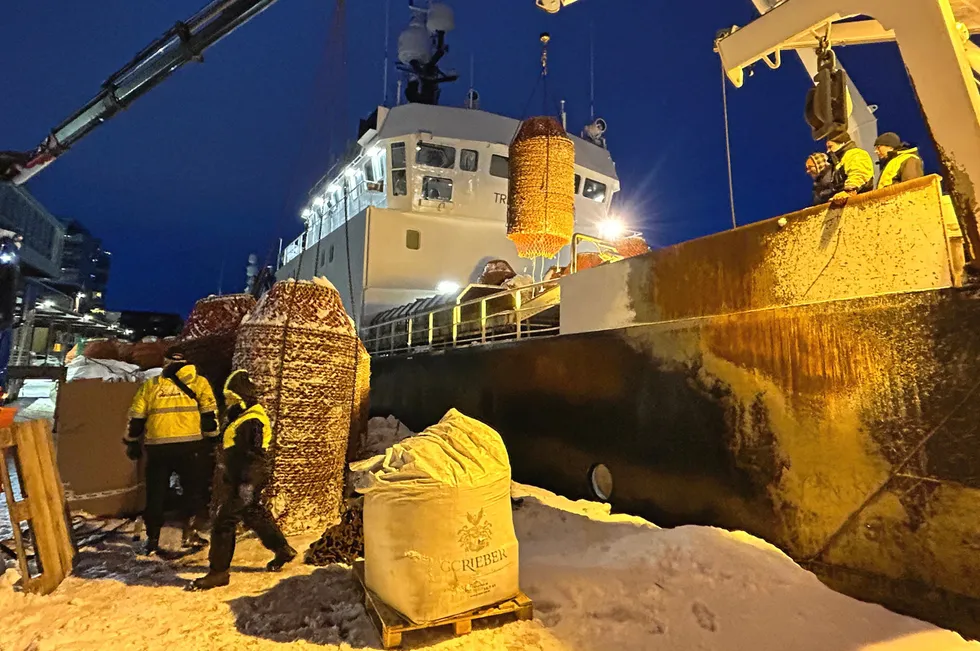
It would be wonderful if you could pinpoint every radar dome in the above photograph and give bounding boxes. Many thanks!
[398,25,432,65]
[427,3,455,33]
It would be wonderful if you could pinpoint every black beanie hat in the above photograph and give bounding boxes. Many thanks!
[874,132,902,148]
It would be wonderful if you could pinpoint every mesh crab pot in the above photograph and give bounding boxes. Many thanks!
[233,279,362,535]
[507,116,576,259]
[181,294,257,414]
[347,341,371,464]
[614,235,650,259]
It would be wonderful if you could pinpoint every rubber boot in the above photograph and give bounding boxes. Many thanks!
[137,538,160,557]
[189,571,230,591]
[266,545,297,572]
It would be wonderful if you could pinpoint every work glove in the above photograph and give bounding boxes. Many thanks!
[238,483,256,505]
[830,190,854,206]
[124,440,142,461]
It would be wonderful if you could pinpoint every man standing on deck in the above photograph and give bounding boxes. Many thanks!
[874,132,924,189]
[806,152,839,206]
[825,132,874,206]
[191,369,295,590]
[124,348,219,555]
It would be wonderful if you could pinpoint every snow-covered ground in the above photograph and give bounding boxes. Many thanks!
[0,480,976,650]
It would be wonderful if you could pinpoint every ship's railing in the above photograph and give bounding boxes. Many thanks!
[360,279,562,357]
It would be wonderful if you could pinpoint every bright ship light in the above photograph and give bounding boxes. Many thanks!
[436,280,460,295]
[596,218,626,241]
[301,208,313,220]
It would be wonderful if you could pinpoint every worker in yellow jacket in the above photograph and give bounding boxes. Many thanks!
[124,348,219,555]
[826,131,875,205]
[874,132,924,189]
[191,369,294,590]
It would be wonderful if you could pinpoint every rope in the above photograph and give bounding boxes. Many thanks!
[807,374,980,562]
[721,63,737,229]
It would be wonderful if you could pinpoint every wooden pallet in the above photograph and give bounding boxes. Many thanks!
[0,419,75,594]
[353,560,533,649]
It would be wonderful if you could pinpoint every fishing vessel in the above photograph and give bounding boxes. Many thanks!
[276,0,980,636]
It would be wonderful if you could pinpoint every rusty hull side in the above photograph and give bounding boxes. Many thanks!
[372,178,980,633]
[372,288,980,634]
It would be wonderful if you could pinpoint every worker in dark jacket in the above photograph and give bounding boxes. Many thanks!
[191,369,295,590]
[125,349,219,555]
[825,131,874,205]
[874,132,924,189]
[806,152,839,206]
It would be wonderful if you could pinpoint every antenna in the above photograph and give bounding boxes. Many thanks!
[589,22,595,121]
[382,0,391,105]
[469,53,475,90]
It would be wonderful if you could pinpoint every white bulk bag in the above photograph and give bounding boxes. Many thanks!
[352,409,519,623]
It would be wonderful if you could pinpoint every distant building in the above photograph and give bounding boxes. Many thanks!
[49,218,112,311]
[117,310,184,341]
[0,183,64,280]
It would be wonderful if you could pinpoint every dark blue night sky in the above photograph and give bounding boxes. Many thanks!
[1,0,931,316]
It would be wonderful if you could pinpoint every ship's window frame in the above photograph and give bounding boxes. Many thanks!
[390,142,407,197]
[460,149,479,172]
[329,245,335,264]
[583,178,607,203]
[421,175,454,202]
[416,143,456,169]
[406,229,421,250]
[574,173,582,194]
[489,154,509,179]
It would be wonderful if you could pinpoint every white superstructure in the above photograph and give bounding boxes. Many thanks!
[277,102,620,324]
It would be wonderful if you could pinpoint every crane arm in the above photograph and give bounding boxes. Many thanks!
[3,0,282,185]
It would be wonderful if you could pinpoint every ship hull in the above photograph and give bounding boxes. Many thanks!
[371,286,980,634]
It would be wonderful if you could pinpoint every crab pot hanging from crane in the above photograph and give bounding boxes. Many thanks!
[507,116,576,259]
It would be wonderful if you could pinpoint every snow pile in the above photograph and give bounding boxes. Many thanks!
[359,415,415,459]
[0,485,976,650]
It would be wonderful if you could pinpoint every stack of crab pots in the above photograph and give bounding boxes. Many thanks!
[233,278,363,535]
[181,293,257,414]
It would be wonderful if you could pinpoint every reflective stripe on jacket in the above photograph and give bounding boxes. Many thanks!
[834,144,875,193]
[877,148,923,188]
[223,404,273,450]
[128,364,217,445]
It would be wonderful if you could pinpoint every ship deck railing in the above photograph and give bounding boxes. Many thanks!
[360,279,561,357]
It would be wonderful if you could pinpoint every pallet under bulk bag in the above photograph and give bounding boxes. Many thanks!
[353,409,519,624]
[234,278,361,535]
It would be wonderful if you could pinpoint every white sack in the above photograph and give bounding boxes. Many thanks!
[352,409,519,623]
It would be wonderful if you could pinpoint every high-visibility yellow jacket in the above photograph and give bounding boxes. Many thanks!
[223,404,272,450]
[877,147,923,189]
[834,144,875,194]
[127,364,218,445]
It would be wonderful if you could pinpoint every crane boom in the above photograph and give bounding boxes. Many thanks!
[2,0,282,185]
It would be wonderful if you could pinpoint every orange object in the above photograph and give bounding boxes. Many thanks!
[614,235,651,258]
[0,407,18,428]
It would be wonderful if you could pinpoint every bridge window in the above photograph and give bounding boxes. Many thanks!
[390,142,407,196]
[417,143,456,169]
[489,155,509,179]
[460,149,479,172]
[583,178,607,203]
[422,176,453,202]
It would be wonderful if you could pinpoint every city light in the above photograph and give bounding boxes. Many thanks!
[596,218,626,241]
[436,280,460,295]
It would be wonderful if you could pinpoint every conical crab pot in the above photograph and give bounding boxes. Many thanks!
[507,116,576,259]
[233,278,362,535]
